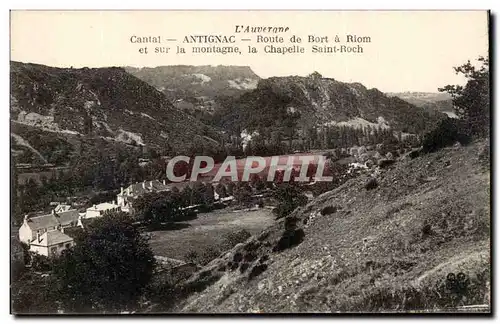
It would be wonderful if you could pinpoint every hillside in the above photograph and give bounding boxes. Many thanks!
[125,65,260,114]
[387,92,456,118]
[10,61,222,165]
[174,140,490,312]
[215,75,446,137]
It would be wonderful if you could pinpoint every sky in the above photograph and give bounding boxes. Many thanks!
[10,10,489,92]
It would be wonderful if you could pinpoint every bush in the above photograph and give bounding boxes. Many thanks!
[321,205,338,216]
[31,253,53,272]
[273,184,308,219]
[422,118,471,154]
[198,246,221,266]
[222,229,252,249]
[184,250,199,264]
[365,178,378,190]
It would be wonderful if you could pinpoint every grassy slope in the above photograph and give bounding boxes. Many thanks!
[179,140,490,313]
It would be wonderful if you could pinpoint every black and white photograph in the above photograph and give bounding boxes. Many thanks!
[8,10,491,314]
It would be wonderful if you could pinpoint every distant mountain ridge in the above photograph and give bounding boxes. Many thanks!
[125,65,261,113]
[387,92,456,118]
[214,74,446,136]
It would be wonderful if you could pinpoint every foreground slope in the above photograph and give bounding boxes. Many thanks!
[178,141,490,312]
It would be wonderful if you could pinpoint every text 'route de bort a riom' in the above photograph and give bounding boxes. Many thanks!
[129,25,371,55]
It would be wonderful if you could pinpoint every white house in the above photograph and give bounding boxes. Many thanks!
[29,230,74,258]
[18,209,80,245]
[85,202,121,219]
[19,213,59,245]
[117,180,170,213]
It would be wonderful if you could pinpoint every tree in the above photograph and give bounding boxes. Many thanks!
[439,56,489,137]
[133,192,184,225]
[52,212,155,313]
[308,71,323,79]
[273,183,308,219]
[234,182,253,206]
[215,183,228,198]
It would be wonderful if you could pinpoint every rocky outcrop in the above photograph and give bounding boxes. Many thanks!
[217,75,446,136]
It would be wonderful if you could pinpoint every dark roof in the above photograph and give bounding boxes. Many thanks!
[25,209,80,230]
[26,214,59,230]
[55,210,80,226]
[122,180,170,197]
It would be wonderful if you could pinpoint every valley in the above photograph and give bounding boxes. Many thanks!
[10,59,490,315]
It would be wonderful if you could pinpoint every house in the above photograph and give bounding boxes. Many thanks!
[19,213,59,244]
[117,180,170,212]
[29,230,74,258]
[54,204,72,213]
[85,202,121,218]
[18,209,80,244]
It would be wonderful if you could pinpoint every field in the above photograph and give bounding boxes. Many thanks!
[148,208,275,261]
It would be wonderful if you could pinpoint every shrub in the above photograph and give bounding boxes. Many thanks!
[422,118,471,154]
[30,253,52,272]
[273,228,305,252]
[198,246,221,266]
[248,263,268,281]
[365,178,378,190]
[222,229,252,249]
[321,205,338,216]
[52,212,155,313]
[273,184,308,219]
[184,250,199,264]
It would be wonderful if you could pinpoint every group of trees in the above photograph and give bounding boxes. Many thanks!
[273,183,308,219]
[237,124,409,159]
[11,145,171,224]
[12,213,156,314]
[422,56,490,152]
[439,56,489,138]
[132,183,215,226]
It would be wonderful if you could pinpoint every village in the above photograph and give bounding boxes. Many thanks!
[13,141,406,263]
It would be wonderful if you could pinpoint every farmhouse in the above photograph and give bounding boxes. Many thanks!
[117,180,170,212]
[85,202,122,219]
[18,209,79,244]
[29,230,74,258]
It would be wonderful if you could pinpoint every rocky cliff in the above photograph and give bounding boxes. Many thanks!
[215,75,446,136]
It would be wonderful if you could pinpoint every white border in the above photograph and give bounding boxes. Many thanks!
[2,1,497,323]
